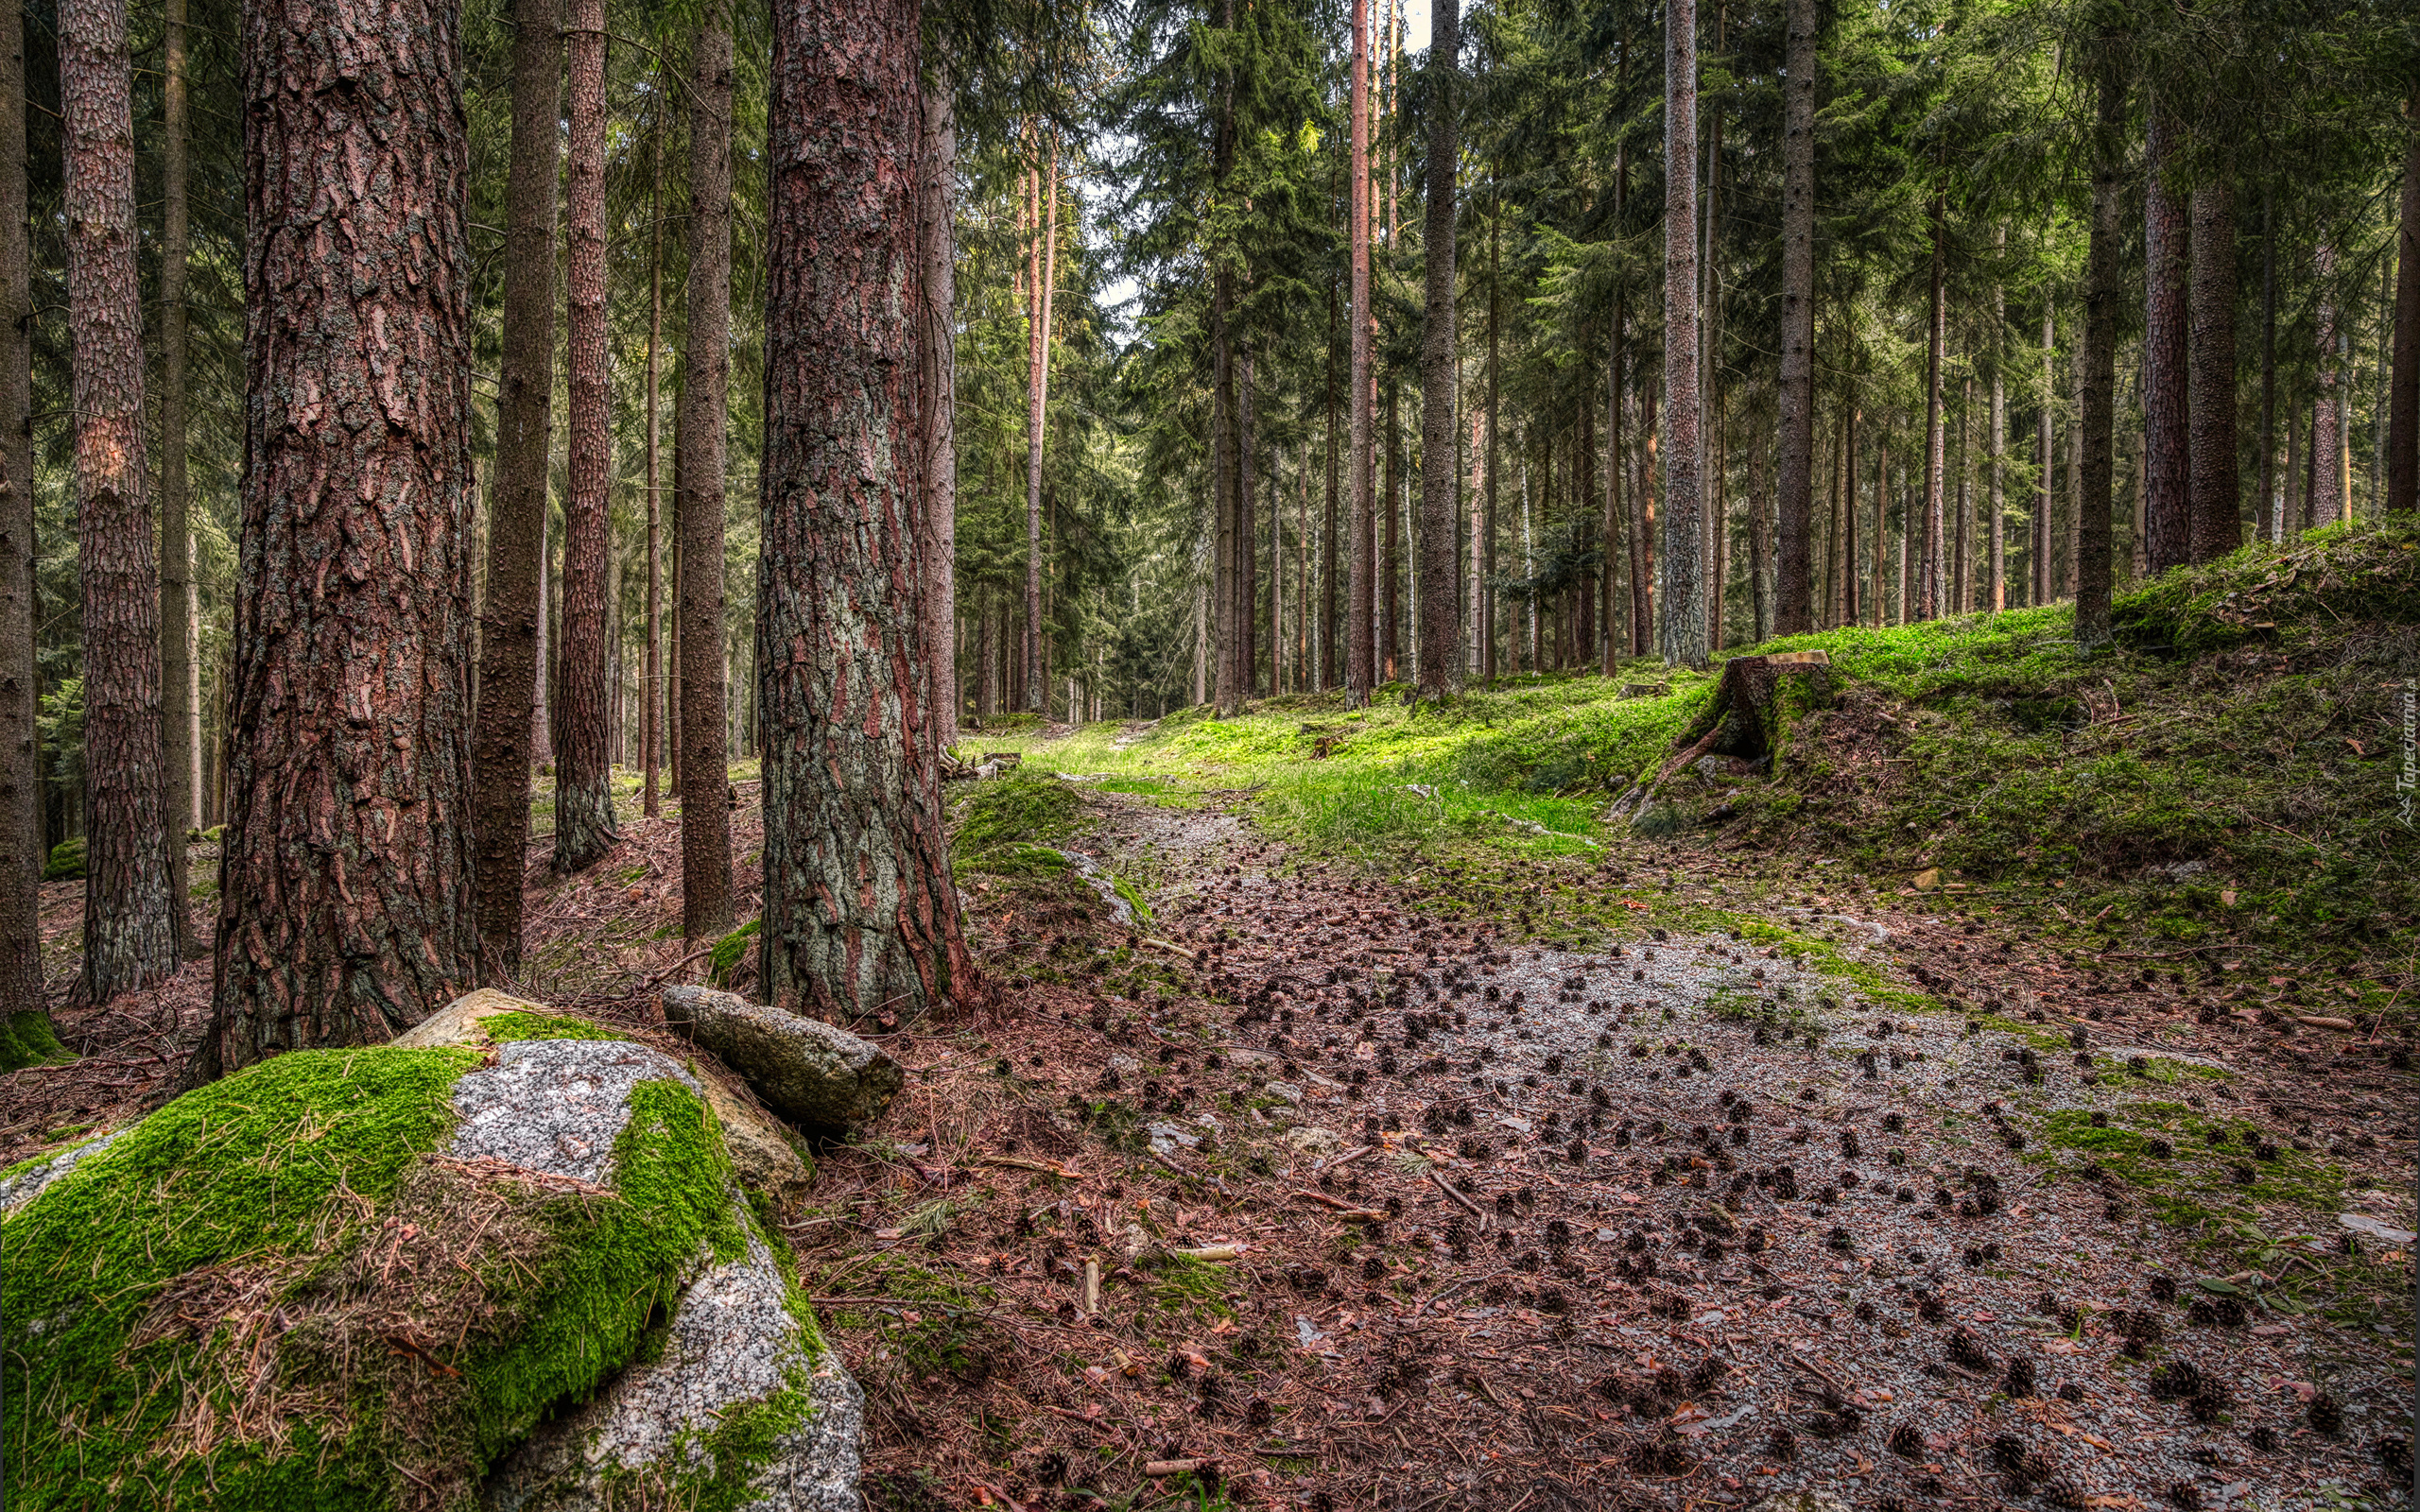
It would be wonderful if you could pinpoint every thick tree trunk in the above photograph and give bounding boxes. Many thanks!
[1323,280,1339,692]
[918,77,959,744]
[1485,192,1501,680]
[2076,40,2125,646]
[1211,266,1236,714]
[160,0,197,952]
[2389,98,2419,514]
[63,0,177,1005]
[0,0,52,1045]
[1348,0,1375,704]
[2188,179,2240,558]
[1920,192,1946,621]
[1026,140,1058,713]
[643,91,666,817]
[2309,245,2343,524]
[677,0,734,944]
[1382,381,1398,681]
[554,0,617,872]
[201,0,475,1074]
[1660,0,1704,666]
[1773,0,1815,637]
[759,0,972,1020]
[471,0,560,980]
[1990,252,2006,610]
[2141,95,2192,575]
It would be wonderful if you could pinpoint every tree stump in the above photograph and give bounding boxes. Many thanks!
[1605,651,1833,825]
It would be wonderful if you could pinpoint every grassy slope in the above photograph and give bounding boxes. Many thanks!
[973,518,2417,993]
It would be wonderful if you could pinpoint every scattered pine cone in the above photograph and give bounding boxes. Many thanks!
[2148,1361,2204,1400]
[2147,1275,2178,1302]
[1889,1420,1927,1458]
[2308,1393,2343,1437]
[2002,1356,2038,1399]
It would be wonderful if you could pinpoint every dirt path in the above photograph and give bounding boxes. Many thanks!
[825,782,2412,1510]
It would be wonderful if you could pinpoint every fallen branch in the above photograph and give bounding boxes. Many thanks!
[975,1155,1080,1178]
[1428,1169,1489,1224]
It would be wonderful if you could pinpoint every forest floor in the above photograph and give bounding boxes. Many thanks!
[4,523,2414,1512]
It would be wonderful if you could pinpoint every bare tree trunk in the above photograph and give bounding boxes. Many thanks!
[2188,178,2240,558]
[1774,0,1816,636]
[1026,137,1059,713]
[553,0,618,871]
[0,0,54,1049]
[2389,97,2419,514]
[159,0,197,953]
[1840,397,1857,627]
[1954,369,1972,612]
[2037,307,2054,604]
[62,0,177,1005]
[919,77,959,746]
[1382,381,1398,681]
[201,0,475,1072]
[1486,186,1501,681]
[1323,278,1339,691]
[2076,37,2125,646]
[1211,262,1236,713]
[2140,94,2191,575]
[1989,244,2006,610]
[642,85,666,817]
[758,0,971,1020]
[1872,442,1889,626]
[1746,413,1769,640]
[1602,303,1624,673]
[1921,191,1946,621]
[1350,0,1376,704]
[1660,0,1704,666]
[677,0,734,944]
[2310,244,2343,523]
[471,0,560,979]
[1635,387,1658,654]
[1242,349,1260,697]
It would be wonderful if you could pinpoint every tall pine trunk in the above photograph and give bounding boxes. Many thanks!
[1660,0,1704,666]
[2309,245,2343,523]
[0,0,54,1052]
[759,0,971,1019]
[1989,247,2006,610]
[919,77,959,745]
[1920,191,1946,621]
[2141,94,2190,575]
[642,89,665,817]
[1322,278,1339,692]
[201,0,475,1074]
[1242,350,1260,696]
[553,0,617,871]
[472,0,560,979]
[1485,187,1502,679]
[2037,308,2054,604]
[160,0,197,950]
[2389,97,2418,514]
[1348,0,1375,703]
[677,0,734,944]
[1381,381,1397,681]
[1773,0,1815,636]
[2076,36,2125,646]
[62,0,177,1005]
[1026,140,1058,713]
[2188,179,2240,558]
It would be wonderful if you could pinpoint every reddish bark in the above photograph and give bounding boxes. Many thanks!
[2141,95,2191,575]
[1348,0,1374,703]
[2390,100,2419,515]
[62,0,178,1005]
[1660,0,1704,665]
[0,0,47,1032]
[759,0,972,1019]
[677,1,734,943]
[201,0,477,1074]
[2187,180,2240,560]
[1774,0,1816,637]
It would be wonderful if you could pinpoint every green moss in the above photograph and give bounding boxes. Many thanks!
[0,1008,72,1072]
[2031,1106,2345,1223]
[41,836,84,881]
[710,919,761,986]
[477,1011,635,1044]
[1,1042,748,1512]
[951,771,1088,857]
[954,840,1073,879]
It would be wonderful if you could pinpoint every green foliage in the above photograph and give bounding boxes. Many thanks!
[710,919,761,987]
[41,836,84,882]
[0,1011,74,1073]
[477,1011,635,1043]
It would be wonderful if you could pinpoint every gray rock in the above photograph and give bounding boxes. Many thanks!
[452,1039,696,1186]
[0,1128,125,1215]
[1283,1125,1340,1158]
[483,1200,863,1512]
[663,985,904,1131]
[1146,1121,1202,1155]
[1263,1081,1305,1107]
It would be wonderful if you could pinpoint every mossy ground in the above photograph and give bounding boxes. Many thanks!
[0,1040,761,1512]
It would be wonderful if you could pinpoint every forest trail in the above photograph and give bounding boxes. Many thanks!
[7,776,2411,1511]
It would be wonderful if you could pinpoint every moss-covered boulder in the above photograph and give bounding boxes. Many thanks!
[0,1002,860,1512]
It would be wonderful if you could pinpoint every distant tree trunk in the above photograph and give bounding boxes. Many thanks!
[201,0,475,1074]
[159,0,197,952]
[1602,304,1624,673]
[471,0,560,980]
[1920,191,1946,621]
[1954,370,1972,612]
[2076,36,2125,646]
[1211,262,1236,713]
[0,0,53,1047]
[552,0,618,871]
[1242,349,1260,696]
[677,0,734,944]
[2140,94,2190,575]
[1840,398,1856,627]
[918,76,959,745]
[1486,188,1502,680]
[2037,307,2054,604]
[2389,98,2418,514]
[1349,0,1375,704]
[1746,413,1769,640]
[758,0,972,1020]
[2188,178,2239,558]
[1323,279,1339,691]
[1634,387,1658,653]
[1026,137,1059,713]
[62,0,177,1005]
[1989,247,2006,610]
[1871,442,1889,626]
[1382,380,1398,681]
[2309,244,2343,524]
[1773,0,1815,637]
[642,89,666,817]
[1659,0,1704,666]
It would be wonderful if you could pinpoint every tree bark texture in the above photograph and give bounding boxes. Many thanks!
[471,0,560,980]
[1920,192,1946,621]
[1348,0,1375,703]
[1989,257,2006,610]
[1773,0,1815,637]
[203,0,476,1074]
[1323,281,1339,692]
[2037,308,2054,605]
[1244,352,1262,696]
[1025,141,1058,713]
[2309,245,2343,524]
[161,0,198,948]
[0,0,48,1034]
[1381,381,1397,681]
[553,0,617,872]
[642,89,665,816]
[1659,0,1704,667]
[677,1,734,944]
[2389,99,2418,514]
[758,0,972,1021]
[2187,179,2239,559]
[2076,39,2124,646]
[63,0,178,1005]
[2141,94,2190,576]
[918,77,959,743]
